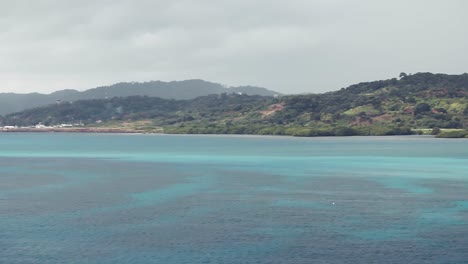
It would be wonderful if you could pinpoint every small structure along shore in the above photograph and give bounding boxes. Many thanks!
[0,127,145,133]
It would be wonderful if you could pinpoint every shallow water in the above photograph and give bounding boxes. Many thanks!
[1,134,467,263]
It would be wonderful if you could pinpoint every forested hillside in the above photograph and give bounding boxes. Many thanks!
[2,73,467,137]
[0,79,279,115]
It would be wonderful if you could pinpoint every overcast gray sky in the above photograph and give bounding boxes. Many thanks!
[1,0,467,94]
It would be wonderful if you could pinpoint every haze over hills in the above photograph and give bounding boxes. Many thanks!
[2,72,467,137]
[0,79,280,115]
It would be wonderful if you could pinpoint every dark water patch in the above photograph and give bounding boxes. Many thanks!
[1,135,468,263]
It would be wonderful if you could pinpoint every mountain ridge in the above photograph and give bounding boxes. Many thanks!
[0,79,280,115]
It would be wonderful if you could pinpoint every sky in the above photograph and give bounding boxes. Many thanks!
[1,0,467,94]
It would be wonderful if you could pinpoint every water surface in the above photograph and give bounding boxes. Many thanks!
[1,134,467,263]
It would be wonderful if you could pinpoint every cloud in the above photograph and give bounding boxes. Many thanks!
[0,0,467,94]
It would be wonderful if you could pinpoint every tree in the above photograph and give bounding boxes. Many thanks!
[431,127,441,135]
[399,72,408,79]
[334,127,357,136]
[406,97,416,104]
[414,103,431,115]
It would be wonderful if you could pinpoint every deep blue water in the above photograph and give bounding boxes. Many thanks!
[1,133,467,264]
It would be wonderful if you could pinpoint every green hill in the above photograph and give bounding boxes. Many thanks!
[0,79,279,115]
[2,73,467,137]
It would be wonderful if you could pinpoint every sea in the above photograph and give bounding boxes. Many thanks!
[1,133,467,264]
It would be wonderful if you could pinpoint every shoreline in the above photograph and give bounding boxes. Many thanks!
[0,128,425,137]
[0,127,145,133]
[1,127,466,139]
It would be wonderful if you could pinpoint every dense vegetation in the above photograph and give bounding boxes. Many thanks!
[0,79,279,115]
[436,130,468,138]
[1,73,467,137]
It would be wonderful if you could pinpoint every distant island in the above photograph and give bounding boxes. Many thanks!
[1,73,467,138]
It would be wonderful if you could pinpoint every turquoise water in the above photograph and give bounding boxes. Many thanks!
[1,133,467,263]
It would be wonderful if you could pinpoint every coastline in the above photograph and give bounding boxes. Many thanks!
[0,127,145,133]
[1,127,467,139]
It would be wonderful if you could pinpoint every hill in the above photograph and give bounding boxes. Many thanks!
[1,73,467,137]
[0,80,279,115]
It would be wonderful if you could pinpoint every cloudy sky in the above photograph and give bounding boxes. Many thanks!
[1,0,467,94]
